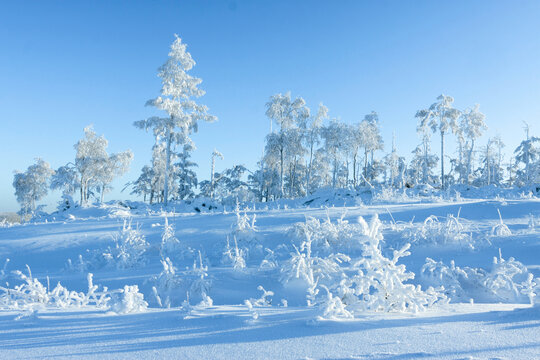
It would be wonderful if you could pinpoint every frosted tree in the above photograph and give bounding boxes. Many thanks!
[176,144,198,200]
[310,149,333,189]
[416,95,461,189]
[129,165,154,203]
[134,35,216,206]
[201,165,250,203]
[459,104,487,184]
[304,103,328,193]
[95,151,133,203]
[50,164,80,211]
[284,127,307,197]
[265,92,309,197]
[321,120,348,188]
[74,126,108,204]
[50,164,79,197]
[489,136,505,185]
[358,112,384,184]
[13,158,54,218]
[346,122,366,187]
[411,127,439,185]
[74,126,133,204]
[513,123,540,186]
[151,142,179,203]
[383,135,406,187]
[209,149,224,199]
[477,138,497,186]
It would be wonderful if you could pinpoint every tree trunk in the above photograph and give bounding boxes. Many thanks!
[352,152,357,186]
[364,149,368,185]
[306,141,314,194]
[440,131,445,189]
[279,142,284,198]
[466,140,475,185]
[163,127,171,206]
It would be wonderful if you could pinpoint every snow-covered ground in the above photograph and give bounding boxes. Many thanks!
[1,195,539,359]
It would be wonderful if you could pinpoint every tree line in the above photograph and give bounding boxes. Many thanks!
[13,35,540,216]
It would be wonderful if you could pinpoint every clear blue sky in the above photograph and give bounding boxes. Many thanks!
[1,0,539,212]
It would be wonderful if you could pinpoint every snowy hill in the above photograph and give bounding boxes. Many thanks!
[1,197,539,359]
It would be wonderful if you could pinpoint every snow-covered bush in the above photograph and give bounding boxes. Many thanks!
[110,285,148,314]
[484,251,531,302]
[187,251,212,306]
[421,258,485,301]
[283,213,445,315]
[318,284,353,320]
[288,213,363,255]
[490,209,512,236]
[335,215,447,314]
[372,187,411,204]
[0,218,15,228]
[150,257,182,308]
[223,236,247,271]
[243,286,274,321]
[258,248,278,271]
[103,220,149,269]
[0,267,110,310]
[407,212,475,248]
[160,217,181,258]
[246,285,274,308]
[280,230,349,295]
[229,205,262,259]
[421,251,536,303]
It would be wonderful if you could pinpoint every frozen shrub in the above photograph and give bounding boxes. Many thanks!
[258,248,278,271]
[248,285,274,307]
[243,286,274,321]
[421,250,535,303]
[407,211,475,248]
[421,258,484,301]
[520,274,539,305]
[150,257,182,308]
[103,220,149,269]
[0,265,49,308]
[338,215,447,314]
[484,250,530,302]
[0,267,110,310]
[490,209,512,236]
[228,205,262,260]
[0,219,15,228]
[372,187,410,204]
[187,251,212,305]
[110,285,148,314]
[288,213,363,255]
[306,214,447,319]
[280,230,349,292]
[318,285,353,320]
[284,213,446,314]
[223,236,247,271]
[160,217,182,259]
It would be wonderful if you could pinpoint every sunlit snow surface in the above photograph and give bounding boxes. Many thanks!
[1,196,539,359]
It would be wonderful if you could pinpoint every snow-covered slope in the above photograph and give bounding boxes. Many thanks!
[1,198,539,359]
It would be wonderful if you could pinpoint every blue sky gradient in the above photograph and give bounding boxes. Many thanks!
[1,0,539,212]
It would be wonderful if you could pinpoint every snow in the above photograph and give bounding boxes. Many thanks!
[1,194,540,359]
